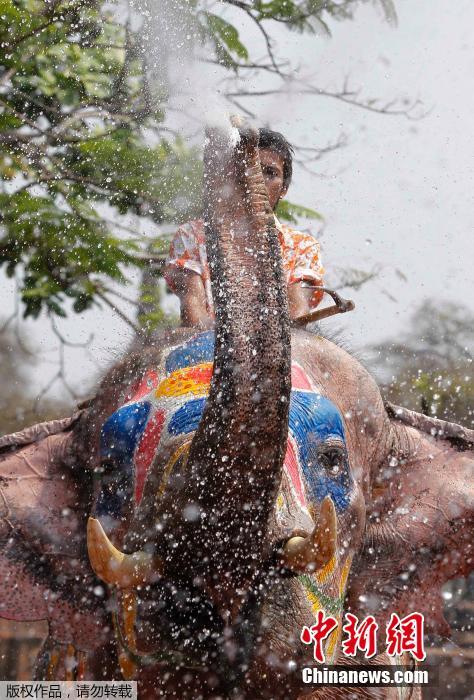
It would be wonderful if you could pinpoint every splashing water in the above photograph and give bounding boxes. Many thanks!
[131,0,241,140]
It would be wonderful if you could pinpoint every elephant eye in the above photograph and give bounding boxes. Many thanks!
[318,445,345,476]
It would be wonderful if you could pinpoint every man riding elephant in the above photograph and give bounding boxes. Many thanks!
[164,127,325,327]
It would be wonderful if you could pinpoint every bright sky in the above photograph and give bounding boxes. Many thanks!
[1,0,473,400]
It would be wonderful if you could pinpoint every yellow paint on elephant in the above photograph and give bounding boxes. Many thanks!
[339,554,353,596]
[112,617,135,680]
[155,363,213,400]
[157,440,192,499]
[306,588,321,616]
[65,644,75,681]
[117,652,136,681]
[76,651,86,681]
[122,591,137,650]
[316,553,337,584]
[112,592,139,680]
[46,647,60,680]
[325,627,339,661]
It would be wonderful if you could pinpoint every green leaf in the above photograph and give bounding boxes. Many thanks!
[203,12,249,61]
[73,294,94,313]
[46,299,67,317]
[276,199,323,224]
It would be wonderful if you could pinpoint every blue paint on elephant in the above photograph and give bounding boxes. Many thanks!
[289,391,344,446]
[100,401,151,461]
[166,390,351,512]
[96,401,151,519]
[289,391,351,512]
[166,331,215,374]
[95,471,134,519]
[168,398,207,436]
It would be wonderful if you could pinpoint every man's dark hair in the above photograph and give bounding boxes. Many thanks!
[258,128,294,191]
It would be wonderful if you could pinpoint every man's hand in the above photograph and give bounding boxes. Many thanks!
[287,281,323,320]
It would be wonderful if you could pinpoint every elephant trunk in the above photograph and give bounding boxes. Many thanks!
[161,125,291,598]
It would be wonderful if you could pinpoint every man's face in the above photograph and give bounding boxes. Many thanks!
[259,148,288,210]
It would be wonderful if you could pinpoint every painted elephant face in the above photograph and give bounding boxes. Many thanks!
[89,330,365,684]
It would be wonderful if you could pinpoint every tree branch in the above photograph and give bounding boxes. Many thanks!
[225,79,426,120]
[239,4,282,74]
[0,67,17,87]
[94,288,141,334]
[50,315,94,348]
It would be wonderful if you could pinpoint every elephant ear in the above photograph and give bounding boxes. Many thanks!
[0,413,83,452]
[0,413,110,650]
[347,405,474,637]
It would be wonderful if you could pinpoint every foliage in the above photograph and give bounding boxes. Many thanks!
[198,1,397,69]
[0,0,202,319]
[237,0,396,36]
[200,11,249,68]
[369,300,473,427]
[275,199,322,224]
[0,0,397,322]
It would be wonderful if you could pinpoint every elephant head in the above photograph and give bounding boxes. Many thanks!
[0,122,472,699]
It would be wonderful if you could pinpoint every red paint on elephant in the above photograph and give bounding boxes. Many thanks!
[291,362,312,391]
[127,370,160,403]
[282,363,314,508]
[184,363,214,385]
[283,436,307,507]
[135,410,165,503]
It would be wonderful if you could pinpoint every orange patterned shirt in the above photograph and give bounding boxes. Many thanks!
[164,216,324,314]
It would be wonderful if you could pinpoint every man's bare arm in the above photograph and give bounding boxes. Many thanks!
[166,267,213,328]
[167,270,320,326]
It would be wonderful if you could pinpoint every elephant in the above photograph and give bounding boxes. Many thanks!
[0,123,472,699]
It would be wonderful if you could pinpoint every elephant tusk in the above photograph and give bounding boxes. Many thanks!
[87,517,162,588]
[281,496,337,573]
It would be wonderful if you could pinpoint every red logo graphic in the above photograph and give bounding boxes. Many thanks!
[301,610,339,663]
[386,612,426,662]
[342,613,378,659]
[301,611,425,662]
